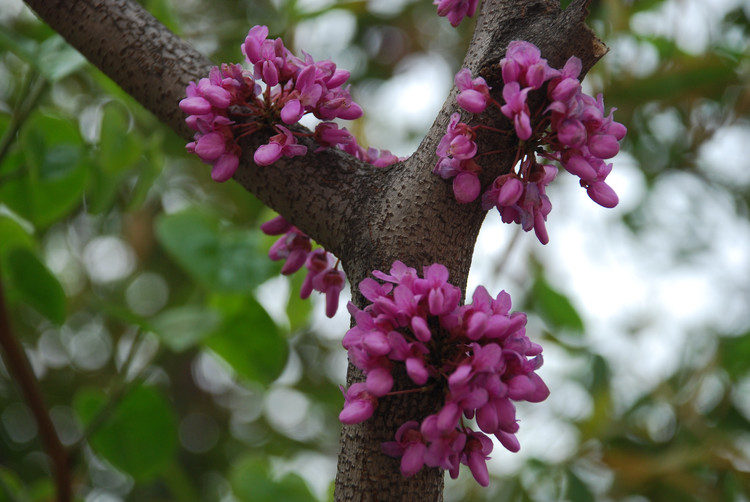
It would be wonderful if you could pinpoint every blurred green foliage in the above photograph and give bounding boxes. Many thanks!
[0,0,749,501]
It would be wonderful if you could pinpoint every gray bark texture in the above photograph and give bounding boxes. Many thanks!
[23,0,606,500]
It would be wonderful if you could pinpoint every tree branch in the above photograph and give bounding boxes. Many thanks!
[333,0,607,499]
[0,271,71,502]
[21,0,374,257]
[23,0,210,139]
[22,0,607,500]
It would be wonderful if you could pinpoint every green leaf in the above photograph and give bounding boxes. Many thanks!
[0,466,27,502]
[97,102,142,173]
[0,144,24,179]
[287,272,313,331]
[20,112,83,180]
[627,0,668,14]
[0,166,87,228]
[530,275,584,333]
[36,35,87,82]
[718,331,750,380]
[75,385,178,482]
[83,163,126,215]
[566,469,595,502]
[151,305,221,352]
[126,131,165,211]
[607,53,738,106]
[0,31,85,83]
[0,112,88,227]
[156,208,274,293]
[3,247,66,324]
[27,478,54,502]
[0,25,39,66]
[73,387,107,424]
[230,456,317,502]
[0,215,34,257]
[205,296,288,386]
[144,0,182,34]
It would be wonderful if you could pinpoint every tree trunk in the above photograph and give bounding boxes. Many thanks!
[23,0,606,499]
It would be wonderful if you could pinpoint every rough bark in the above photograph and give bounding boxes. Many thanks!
[23,0,606,500]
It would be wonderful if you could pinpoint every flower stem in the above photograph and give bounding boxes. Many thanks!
[0,72,48,166]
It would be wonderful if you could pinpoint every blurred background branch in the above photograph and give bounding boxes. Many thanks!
[0,270,70,502]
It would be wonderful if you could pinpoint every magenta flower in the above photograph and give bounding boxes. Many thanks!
[241,25,270,64]
[455,68,491,114]
[300,249,330,299]
[563,153,597,180]
[365,366,394,397]
[313,122,353,149]
[588,133,620,159]
[586,179,619,208]
[266,227,312,274]
[382,421,427,477]
[497,176,523,206]
[421,415,465,476]
[500,41,558,90]
[556,118,587,149]
[179,95,212,115]
[259,214,292,235]
[313,268,346,318]
[437,113,478,160]
[339,383,377,424]
[193,132,226,161]
[210,153,239,182]
[254,125,307,166]
[180,77,232,114]
[453,171,481,204]
[316,88,363,121]
[461,429,493,487]
[500,82,532,140]
[434,0,479,26]
[548,56,582,102]
[434,113,483,203]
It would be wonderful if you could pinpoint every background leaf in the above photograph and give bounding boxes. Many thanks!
[229,456,317,502]
[150,305,221,352]
[156,208,274,293]
[0,215,34,256]
[529,274,585,333]
[97,102,143,174]
[205,295,288,386]
[718,331,750,380]
[36,35,87,82]
[0,112,88,227]
[75,385,178,482]
[2,247,66,324]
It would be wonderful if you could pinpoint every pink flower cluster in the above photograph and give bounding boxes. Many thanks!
[261,215,345,318]
[543,59,627,209]
[434,41,627,244]
[339,261,549,486]
[180,25,362,182]
[434,0,480,27]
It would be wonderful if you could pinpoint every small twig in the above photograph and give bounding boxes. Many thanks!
[0,72,47,165]
[0,269,71,502]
